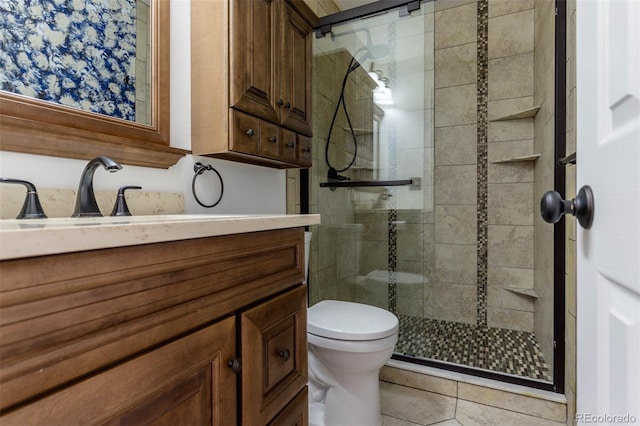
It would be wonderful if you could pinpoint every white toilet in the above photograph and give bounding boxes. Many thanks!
[304,233,399,426]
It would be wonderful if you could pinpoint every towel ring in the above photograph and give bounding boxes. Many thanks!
[192,162,224,208]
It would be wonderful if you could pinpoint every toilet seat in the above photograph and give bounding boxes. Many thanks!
[308,300,399,341]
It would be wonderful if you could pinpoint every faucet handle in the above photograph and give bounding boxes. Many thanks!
[0,178,48,219]
[110,186,141,217]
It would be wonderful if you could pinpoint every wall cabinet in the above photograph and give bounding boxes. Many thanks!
[0,228,308,425]
[191,0,316,168]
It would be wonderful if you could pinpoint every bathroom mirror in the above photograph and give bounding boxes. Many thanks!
[0,0,186,168]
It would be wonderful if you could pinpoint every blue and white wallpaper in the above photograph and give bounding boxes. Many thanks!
[0,0,137,121]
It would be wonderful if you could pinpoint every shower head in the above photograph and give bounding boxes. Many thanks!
[350,43,390,72]
[366,43,390,60]
[332,27,390,71]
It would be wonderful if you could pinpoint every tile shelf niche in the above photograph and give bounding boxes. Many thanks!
[504,286,539,299]
[491,153,541,163]
[489,105,542,163]
[490,105,541,121]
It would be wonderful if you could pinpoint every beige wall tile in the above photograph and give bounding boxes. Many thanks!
[397,296,424,317]
[434,2,477,49]
[488,53,534,100]
[380,366,458,397]
[435,125,478,166]
[458,384,566,423]
[488,265,534,289]
[488,225,534,268]
[488,283,534,312]
[381,382,457,425]
[488,161,535,184]
[435,165,477,204]
[435,42,478,88]
[435,243,477,285]
[456,399,566,425]
[488,0,534,17]
[436,204,477,244]
[488,182,534,225]
[435,83,478,127]
[487,306,534,331]
[565,312,577,399]
[488,9,534,59]
[397,223,425,262]
[488,119,535,142]
[0,187,185,219]
[433,282,477,324]
[488,96,535,121]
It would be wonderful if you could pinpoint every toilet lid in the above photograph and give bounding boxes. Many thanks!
[308,300,399,341]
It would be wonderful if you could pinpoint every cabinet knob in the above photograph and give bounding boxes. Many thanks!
[246,128,254,137]
[228,358,241,374]
[284,102,291,109]
[277,99,284,106]
[278,350,291,361]
[286,142,295,149]
[269,136,277,143]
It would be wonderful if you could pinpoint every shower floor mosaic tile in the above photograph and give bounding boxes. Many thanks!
[394,315,551,381]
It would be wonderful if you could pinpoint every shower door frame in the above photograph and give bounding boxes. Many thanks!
[302,0,567,394]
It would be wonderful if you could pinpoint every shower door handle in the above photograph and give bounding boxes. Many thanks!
[540,186,594,229]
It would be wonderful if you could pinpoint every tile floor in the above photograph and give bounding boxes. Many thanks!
[394,315,551,381]
[380,365,567,426]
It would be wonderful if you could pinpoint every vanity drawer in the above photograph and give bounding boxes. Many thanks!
[241,285,307,426]
[230,109,261,155]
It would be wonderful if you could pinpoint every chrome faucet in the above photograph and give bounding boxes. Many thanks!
[72,156,122,217]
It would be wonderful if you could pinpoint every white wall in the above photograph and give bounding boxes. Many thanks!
[0,0,286,215]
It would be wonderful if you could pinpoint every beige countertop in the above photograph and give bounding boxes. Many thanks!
[0,214,321,260]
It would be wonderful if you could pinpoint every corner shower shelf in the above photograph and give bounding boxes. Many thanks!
[504,287,539,299]
[491,154,541,164]
[490,105,541,121]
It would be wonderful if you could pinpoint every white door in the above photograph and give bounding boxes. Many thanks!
[576,0,640,421]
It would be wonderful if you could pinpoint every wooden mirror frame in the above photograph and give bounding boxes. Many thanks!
[0,0,187,169]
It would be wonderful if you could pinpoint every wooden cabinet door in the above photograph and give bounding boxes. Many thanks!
[0,318,237,426]
[230,0,279,124]
[269,387,308,426]
[241,285,308,426]
[279,2,313,136]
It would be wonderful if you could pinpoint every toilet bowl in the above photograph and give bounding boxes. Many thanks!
[304,232,399,426]
[307,300,398,426]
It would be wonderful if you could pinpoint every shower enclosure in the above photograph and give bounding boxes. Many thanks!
[306,0,563,391]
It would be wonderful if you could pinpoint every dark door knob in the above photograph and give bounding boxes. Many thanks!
[540,185,594,229]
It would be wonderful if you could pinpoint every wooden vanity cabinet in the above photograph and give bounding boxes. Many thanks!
[0,228,309,426]
[191,0,316,168]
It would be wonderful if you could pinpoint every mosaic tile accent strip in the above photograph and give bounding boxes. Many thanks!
[388,208,398,314]
[395,315,551,381]
[476,0,489,326]
[386,21,398,315]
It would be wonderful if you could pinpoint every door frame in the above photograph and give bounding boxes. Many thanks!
[552,0,567,395]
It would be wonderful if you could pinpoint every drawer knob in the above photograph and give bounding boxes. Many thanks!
[246,128,254,137]
[228,358,241,374]
[278,350,291,361]
[269,136,277,143]
[302,147,311,153]
[287,143,295,149]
